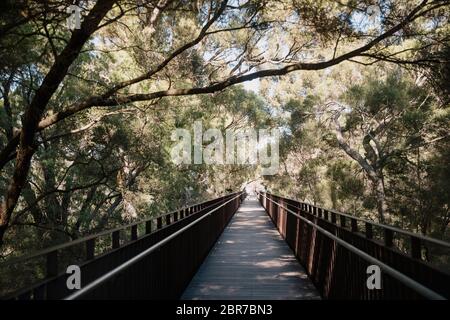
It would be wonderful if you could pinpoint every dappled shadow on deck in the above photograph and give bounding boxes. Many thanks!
[181,196,321,300]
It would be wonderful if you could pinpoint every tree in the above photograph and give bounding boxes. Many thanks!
[330,73,448,224]
[1,0,449,247]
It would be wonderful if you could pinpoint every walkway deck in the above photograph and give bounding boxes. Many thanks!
[182,196,321,300]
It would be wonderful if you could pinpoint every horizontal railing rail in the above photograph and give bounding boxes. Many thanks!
[1,195,232,268]
[65,192,245,300]
[1,191,245,300]
[258,192,449,300]
[264,193,450,251]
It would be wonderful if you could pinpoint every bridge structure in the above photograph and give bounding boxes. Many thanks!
[1,191,449,300]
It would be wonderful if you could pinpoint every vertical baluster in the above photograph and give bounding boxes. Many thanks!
[157,217,162,229]
[351,218,358,232]
[131,224,138,241]
[112,230,120,249]
[411,236,421,259]
[365,222,373,239]
[165,214,171,226]
[340,215,346,228]
[384,229,393,247]
[86,238,95,260]
[46,250,58,278]
[145,220,152,234]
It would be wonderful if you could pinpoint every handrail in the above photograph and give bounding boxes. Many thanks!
[263,192,450,248]
[0,192,239,268]
[64,192,243,300]
[258,192,446,300]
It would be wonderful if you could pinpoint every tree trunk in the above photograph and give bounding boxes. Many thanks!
[373,177,387,223]
[0,0,116,247]
[333,113,390,224]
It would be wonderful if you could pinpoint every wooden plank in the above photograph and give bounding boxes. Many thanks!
[181,197,321,300]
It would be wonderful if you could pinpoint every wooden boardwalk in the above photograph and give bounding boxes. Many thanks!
[182,196,321,300]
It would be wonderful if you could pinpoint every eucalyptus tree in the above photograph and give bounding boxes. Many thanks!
[1,0,449,248]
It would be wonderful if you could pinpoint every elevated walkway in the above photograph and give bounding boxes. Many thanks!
[182,196,320,300]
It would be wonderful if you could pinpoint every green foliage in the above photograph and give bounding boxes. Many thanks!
[0,0,449,292]
[267,65,449,243]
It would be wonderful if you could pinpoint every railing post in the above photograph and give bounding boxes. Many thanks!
[331,212,336,224]
[365,222,373,239]
[46,250,58,278]
[86,238,95,260]
[411,236,421,259]
[351,218,357,232]
[173,211,178,222]
[340,215,346,228]
[112,230,120,249]
[165,214,171,226]
[145,220,152,234]
[384,229,393,247]
[131,224,138,241]
[157,217,162,229]
[324,210,329,221]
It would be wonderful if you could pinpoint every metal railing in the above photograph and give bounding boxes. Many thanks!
[258,192,449,300]
[262,193,450,253]
[2,192,245,300]
[65,192,245,300]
